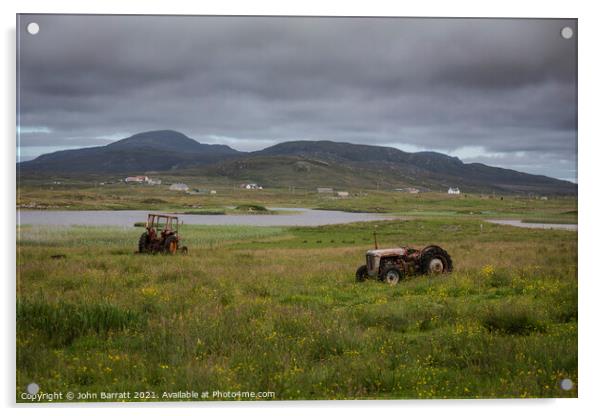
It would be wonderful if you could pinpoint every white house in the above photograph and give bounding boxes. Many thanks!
[169,183,189,192]
[448,187,461,195]
[240,183,262,190]
[125,175,148,183]
[337,191,349,198]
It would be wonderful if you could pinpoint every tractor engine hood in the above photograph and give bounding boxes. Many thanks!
[366,248,406,257]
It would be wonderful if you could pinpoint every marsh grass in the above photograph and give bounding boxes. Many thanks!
[17,299,141,347]
[16,218,577,401]
[481,301,547,335]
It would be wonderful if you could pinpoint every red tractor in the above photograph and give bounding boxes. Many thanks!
[138,214,187,254]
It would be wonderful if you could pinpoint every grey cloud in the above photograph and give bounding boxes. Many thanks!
[17,15,577,180]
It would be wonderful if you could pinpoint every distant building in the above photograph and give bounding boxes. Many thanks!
[124,175,161,185]
[337,191,349,198]
[240,183,262,190]
[317,187,334,194]
[125,175,148,183]
[169,183,189,192]
[210,190,217,195]
[448,187,461,195]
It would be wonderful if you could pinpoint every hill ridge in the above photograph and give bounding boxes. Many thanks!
[18,130,576,195]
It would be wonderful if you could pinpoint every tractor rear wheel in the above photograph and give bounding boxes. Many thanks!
[163,235,178,254]
[355,265,368,282]
[420,246,453,274]
[138,232,150,253]
[380,265,403,285]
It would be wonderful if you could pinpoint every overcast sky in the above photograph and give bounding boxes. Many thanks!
[17,15,577,181]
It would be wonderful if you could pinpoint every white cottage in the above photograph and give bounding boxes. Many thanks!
[125,175,148,183]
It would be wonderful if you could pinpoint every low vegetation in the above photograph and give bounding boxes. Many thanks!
[16,218,577,401]
[233,204,269,213]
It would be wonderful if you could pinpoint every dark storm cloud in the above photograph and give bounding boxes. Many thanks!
[17,15,577,180]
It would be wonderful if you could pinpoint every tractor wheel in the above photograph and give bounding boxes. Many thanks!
[163,235,178,254]
[355,265,368,282]
[420,246,453,275]
[138,232,150,253]
[380,265,403,285]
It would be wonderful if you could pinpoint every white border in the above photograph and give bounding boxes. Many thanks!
[3,1,600,415]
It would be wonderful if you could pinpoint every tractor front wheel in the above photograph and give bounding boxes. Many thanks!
[138,232,150,253]
[380,265,403,285]
[355,265,368,282]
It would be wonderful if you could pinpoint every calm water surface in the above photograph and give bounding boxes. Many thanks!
[18,208,394,227]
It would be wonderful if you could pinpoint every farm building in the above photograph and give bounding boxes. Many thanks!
[317,187,334,194]
[125,175,148,183]
[169,183,189,192]
[124,175,161,185]
[448,187,461,195]
[337,191,349,198]
[240,183,262,190]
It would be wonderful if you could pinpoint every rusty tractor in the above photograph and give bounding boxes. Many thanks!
[138,214,187,254]
[355,234,452,284]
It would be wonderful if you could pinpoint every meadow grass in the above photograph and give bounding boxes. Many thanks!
[16,218,577,401]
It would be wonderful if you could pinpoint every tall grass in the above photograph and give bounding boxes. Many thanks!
[16,218,577,401]
[17,298,141,346]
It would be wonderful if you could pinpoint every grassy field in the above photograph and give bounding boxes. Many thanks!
[16,217,577,401]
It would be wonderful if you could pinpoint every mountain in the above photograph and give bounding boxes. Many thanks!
[19,130,241,173]
[18,130,576,194]
[255,140,411,163]
[219,141,575,194]
[104,130,236,155]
